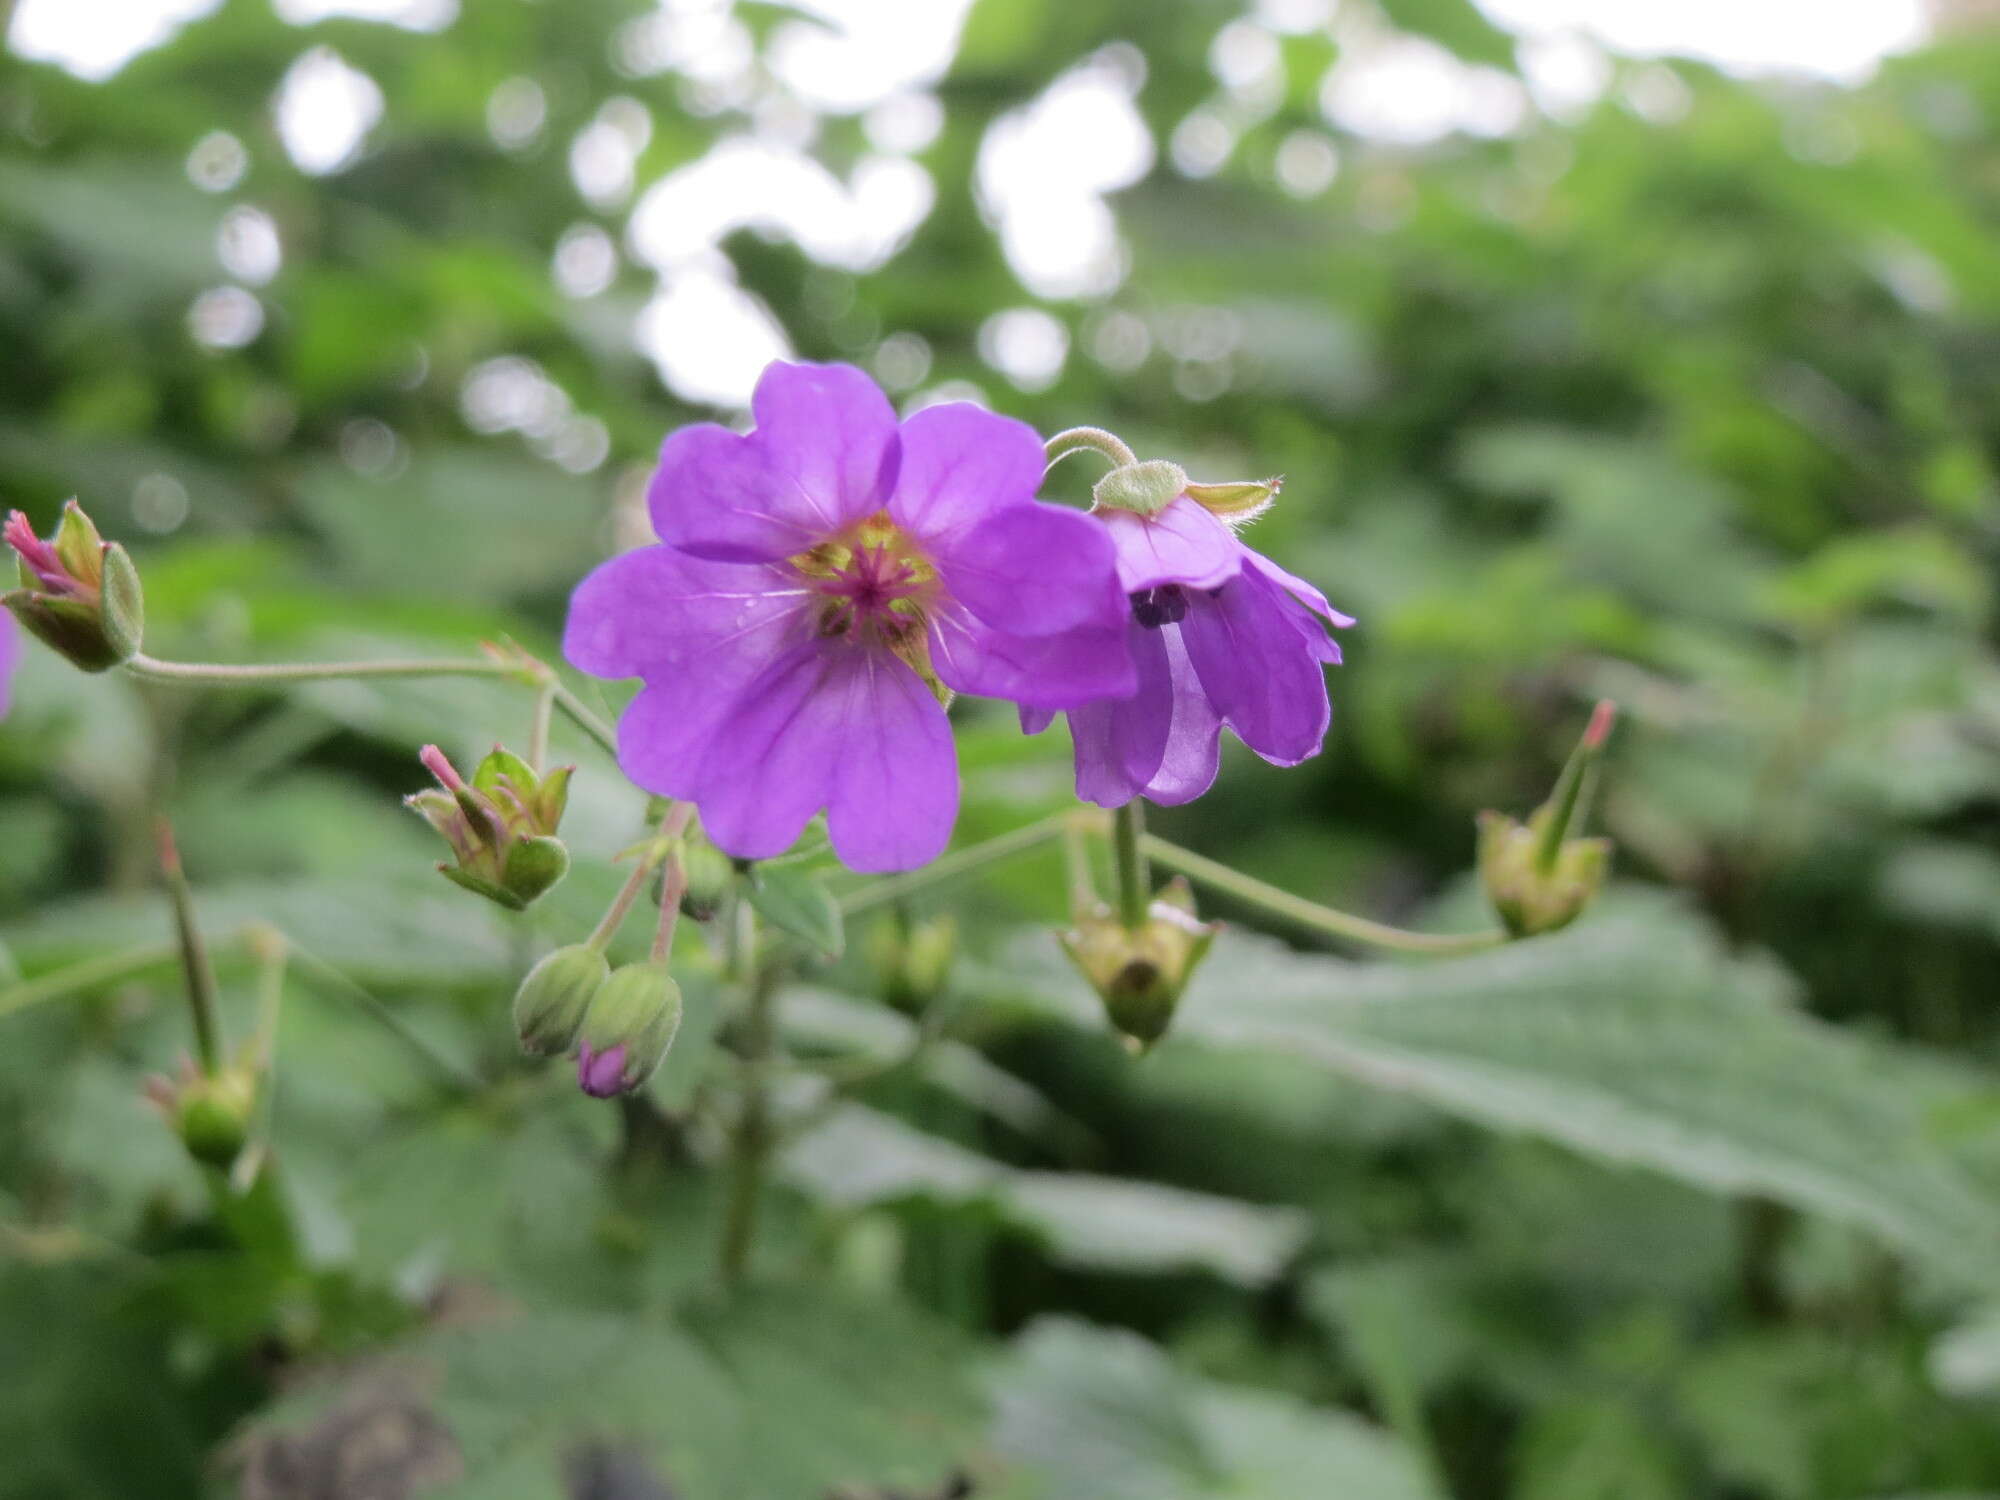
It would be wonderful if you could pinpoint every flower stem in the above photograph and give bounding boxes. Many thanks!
[1112,802,1150,931]
[0,943,182,1021]
[588,847,666,952]
[122,651,620,760]
[1064,814,1099,915]
[651,804,697,962]
[836,812,1075,915]
[1044,426,1139,473]
[527,681,556,773]
[158,823,224,1073]
[719,894,773,1288]
[1141,835,1508,957]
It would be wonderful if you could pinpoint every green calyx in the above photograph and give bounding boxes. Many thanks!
[3,503,144,671]
[1059,877,1218,1051]
[1092,459,1189,518]
[577,960,684,1093]
[407,745,573,911]
[1476,701,1619,937]
[513,943,609,1057]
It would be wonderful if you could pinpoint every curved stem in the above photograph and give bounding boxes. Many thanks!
[651,803,697,961]
[588,847,667,952]
[1044,426,1138,473]
[527,682,556,773]
[837,812,1074,915]
[1141,836,1508,957]
[123,651,620,760]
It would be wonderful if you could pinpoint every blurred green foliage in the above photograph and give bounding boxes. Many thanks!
[5,0,2000,1496]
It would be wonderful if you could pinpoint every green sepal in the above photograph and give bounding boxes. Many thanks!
[1093,460,1189,517]
[513,943,610,1056]
[52,499,105,587]
[1183,476,1282,521]
[501,834,570,907]
[576,960,684,1093]
[439,864,528,911]
[3,590,126,672]
[98,542,144,661]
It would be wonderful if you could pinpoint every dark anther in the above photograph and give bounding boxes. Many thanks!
[1129,585,1189,629]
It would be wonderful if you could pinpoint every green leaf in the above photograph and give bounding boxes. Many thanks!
[748,866,844,959]
[990,1318,1439,1500]
[232,1289,985,1500]
[983,903,2000,1295]
[781,1103,1307,1285]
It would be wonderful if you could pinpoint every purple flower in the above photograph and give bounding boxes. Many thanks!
[565,361,1133,872]
[0,612,17,720]
[576,1042,628,1099]
[1024,495,1352,807]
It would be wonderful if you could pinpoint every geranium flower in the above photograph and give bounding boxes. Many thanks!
[1024,493,1352,806]
[566,361,1133,872]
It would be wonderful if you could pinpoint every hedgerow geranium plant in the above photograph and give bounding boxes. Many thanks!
[1,359,1616,1292]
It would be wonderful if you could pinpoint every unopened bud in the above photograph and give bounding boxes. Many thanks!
[1477,700,1618,937]
[677,834,734,922]
[866,911,958,1014]
[513,943,608,1057]
[1059,878,1218,1051]
[2,502,144,671]
[146,1060,257,1170]
[1183,475,1283,522]
[574,960,683,1098]
[1092,460,1189,518]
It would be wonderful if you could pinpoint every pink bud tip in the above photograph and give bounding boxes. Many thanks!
[576,1042,628,1098]
[419,744,464,791]
[3,510,67,591]
[1583,700,1617,751]
[156,819,183,877]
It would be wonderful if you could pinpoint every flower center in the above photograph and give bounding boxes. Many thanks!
[790,512,937,644]
[1129,585,1189,629]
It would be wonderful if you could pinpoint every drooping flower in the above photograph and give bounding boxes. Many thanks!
[1024,493,1352,807]
[565,361,1134,872]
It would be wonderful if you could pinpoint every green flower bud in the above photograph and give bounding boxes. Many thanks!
[867,911,958,1014]
[574,960,683,1098]
[146,1061,257,1170]
[3,502,144,672]
[677,835,735,922]
[1059,879,1218,1051]
[513,943,609,1057]
[408,744,573,910]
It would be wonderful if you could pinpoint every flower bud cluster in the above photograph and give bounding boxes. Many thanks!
[3,501,144,671]
[512,944,683,1098]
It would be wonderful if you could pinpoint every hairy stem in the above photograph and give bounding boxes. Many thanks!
[1044,426,1139,472]
[1142,836,1508,957]
[1112,802,1150,931]
[527,681,556,773]
[588,847,667,952]
[837,812,1075,915]
[651,803,697,961]
[123,651,620,760]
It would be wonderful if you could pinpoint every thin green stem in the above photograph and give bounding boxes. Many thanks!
[286,944,484,1093]
[527,681,556,773]
[159,824,224,1072]
[837,812,1073,915]
[651,803,697,961]
[588,847,666,952]
[719,895,772,1288]
[126,651,508,685]
[1044,426,1139,472]
[123,651,620,761]
[1063,814,1098,915]
[1112,802,1150,931]
[0,943,181,1021]
[1141,836,1508,957]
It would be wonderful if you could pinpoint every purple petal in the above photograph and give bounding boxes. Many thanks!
[822,651,958,873]
[1243,550,1354,663]
[563,544,807,680]
[1137,626,1222,805]
[1068,622,1174,808]
[888,402,1046,549]
[1020,704,1057,736]
[935,502,1127,638]
[687,641,957,871]
[1179,565,1331,767]
[0,612,18,720]
[649,362,899,562]
[928,605,1135,709]
[1099,498,1244,592]
[577,1043,628,1098]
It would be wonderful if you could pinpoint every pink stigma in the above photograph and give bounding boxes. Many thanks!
[4,511,77,595]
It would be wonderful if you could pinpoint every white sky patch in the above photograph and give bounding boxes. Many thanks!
[275,47,384,175]
[978,307,1068,392]
[1322,32,1528,144]
[629,135,932,273]
[768,0,978,113]
[977,52,1154,300]
[637,264,792,409]
[1477,0,1927,83]
[8,0,219,81]
[272,0,456,29]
